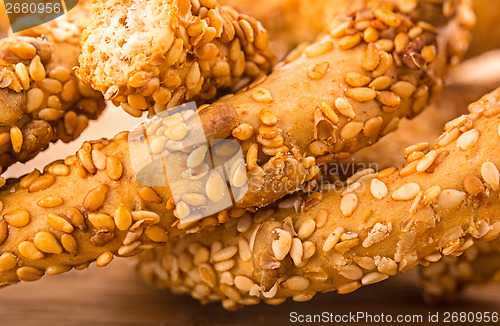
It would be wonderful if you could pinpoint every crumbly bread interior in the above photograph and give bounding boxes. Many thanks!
[81,0,177,85]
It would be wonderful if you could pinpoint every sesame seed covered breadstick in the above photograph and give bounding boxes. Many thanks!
[0,0,473,287]
[76,0,276,117]
[420,237,500,304]
[0,11,105,173]
[137,87,500,310]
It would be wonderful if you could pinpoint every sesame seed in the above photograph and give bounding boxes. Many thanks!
[481,162,500,191]
[392,183,421,200]
[456,129,480,150]
[370,178,388,199]
[437,189,466,209]
[340,193,358,217]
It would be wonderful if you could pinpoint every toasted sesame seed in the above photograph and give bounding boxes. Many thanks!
[370,178,388,199]
[463,175,484,196]
[414,186,434,207]
[392,183,421,200]
[206,170,226,202]
[61,234,77,256]
[341,121,364,140]
[346,88,376,102]
[456,129,480,150]
[47,213,74,233]
[340,193,358,217]
[363,26,379,43]
[10,126,23,153]
[11,42,37,59]
[323,227,345,253]
[391,81,416,98]
[374,8,401,27]
[372,51,393,78]
[308,62,329,80]
[362,43,379,71]
[259,110,278,125]
[297,219,316,240]
[272,229,292,260]
[437,189,466,209]
[106,156,123,180]
[339,34,362,50]
[88,213,116,231]
[118,240,141,256]
[252,88,273,104]
[34,231,63,254]
[0,220,7,246]
[283,276,310,291]
[48,164,70,176]
[330,21,352,38]
[404,142,429,156]
[290,238,303,266]
[337,281,362,294]
[96,252,114,267]
[376,257,398,276]
[369,76,391,90]
[361,272,389,285]
[335,97,356,118]
[345,72,371,87]
[139,186,163,203]
[4,209,31,227]
[38,195,64,208]
[17,266,44,282]
[416,150,438,172]
[0,252,18,272]
[29,56,45,82]
[238,237,252,262]
[84,184,108,212]
[481,162,500,191]
[305,41,334,58]
[232,123,254,141]
[213,246,238,262]
[315,209,328,228]
[19,241,45,260]
[339,264,364,280]
[214,259,236,272]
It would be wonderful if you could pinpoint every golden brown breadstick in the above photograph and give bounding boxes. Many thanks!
[0,0,473,286]
[420,238,500,304]
[137,87,500,310]
[77,0,276,117]
[0,8,105,172]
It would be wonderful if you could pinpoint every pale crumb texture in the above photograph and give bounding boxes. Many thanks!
[137,87,500,310]
[78,0,275,116]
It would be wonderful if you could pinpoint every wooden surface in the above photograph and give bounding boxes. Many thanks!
[0,258,498,326]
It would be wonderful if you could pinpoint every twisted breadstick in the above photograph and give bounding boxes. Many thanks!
[77,0,276,117]
[136,87,500,310]
[0,0,472,286]
[420,238,500,303]
[0,8,105,172]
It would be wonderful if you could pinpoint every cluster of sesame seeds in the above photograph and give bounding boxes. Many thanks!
[296,0,470,164]
[136,86,500,309]
[78,0,275,117]
[0,17,105,171]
